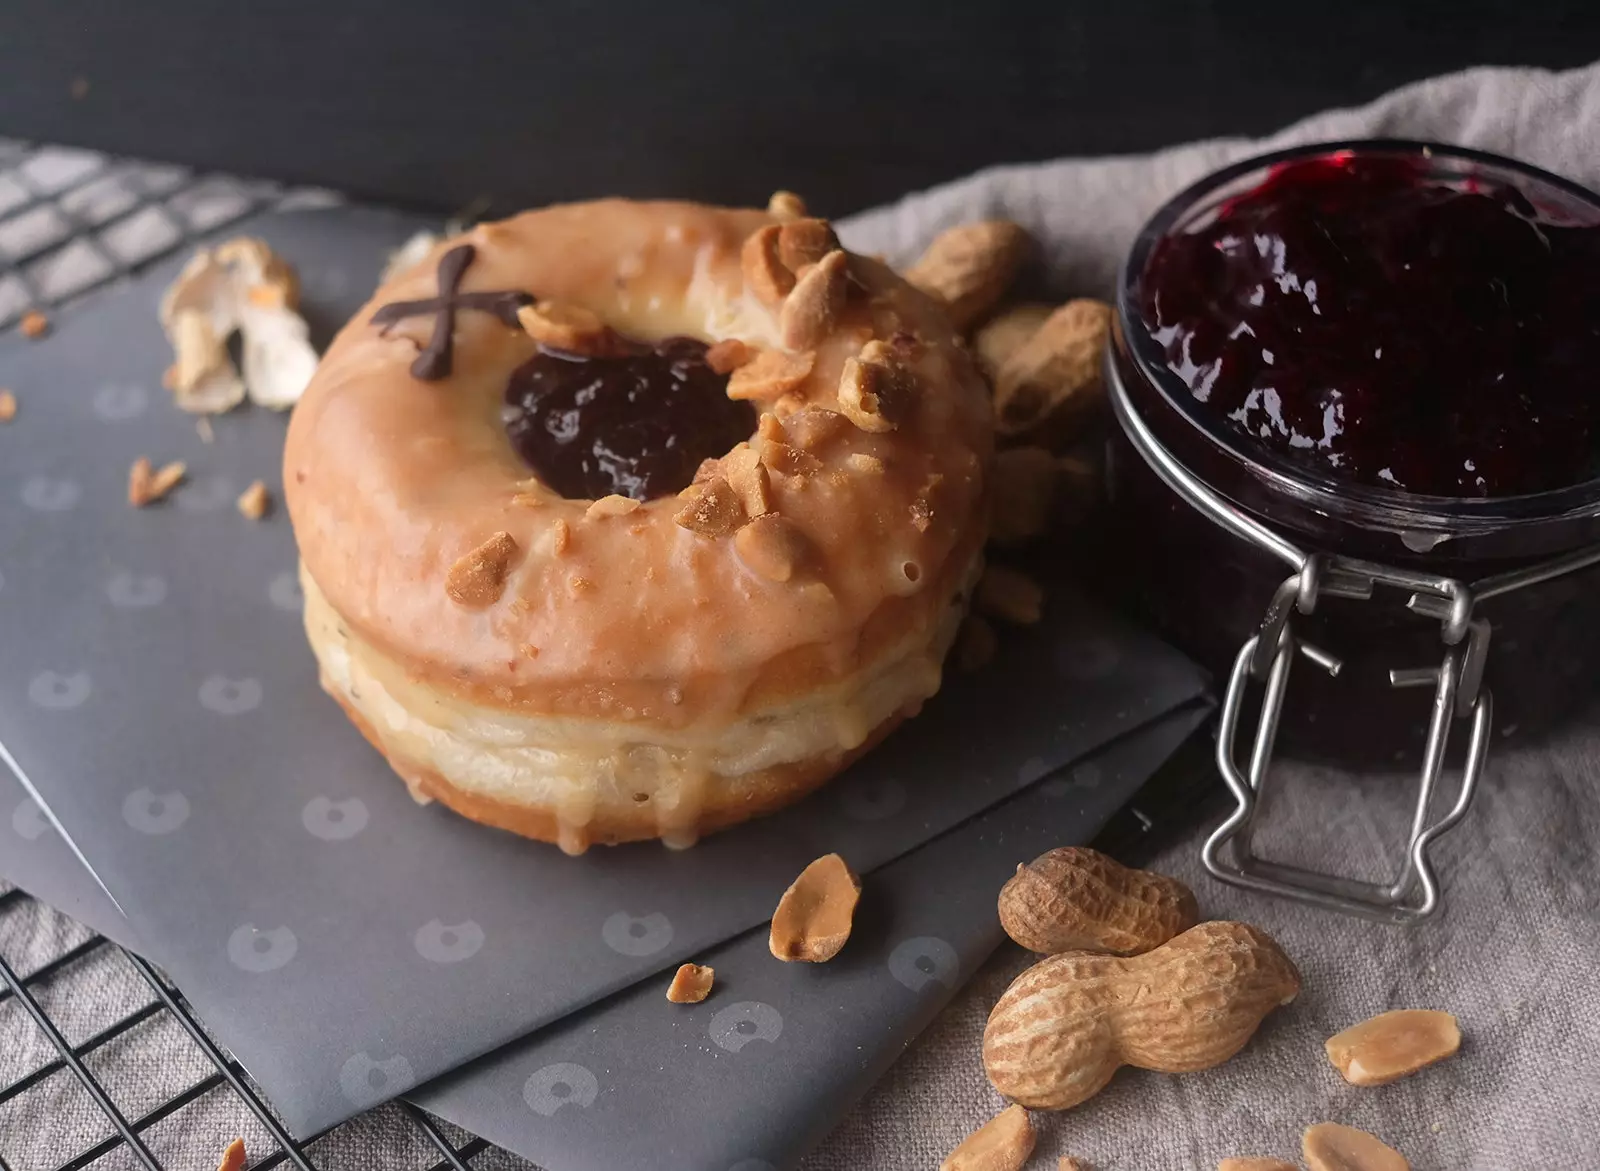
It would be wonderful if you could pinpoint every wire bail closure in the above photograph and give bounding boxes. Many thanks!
[1108,348,1600,923]
[1201,556,1493,923]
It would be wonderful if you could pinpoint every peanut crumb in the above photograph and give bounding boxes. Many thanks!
[665,962,715,1004]
[511,491,545,507]
[510,598,533,615]
[217,1139,246,1171]
[756,413,787,442]
[728,348,815,402]
[517,300,615,354]
[128,458,187,507]
[551,517,571,555]
[236,480,272,520]
[674,476,745,538]
[705,338,754,374]
[0,390,15,422]
[846,452,884,474]
[976,565,1044,625]
[767,191,807,221]
[568,574,595,596]
[20,310,49,339]
[759,441,823,478]
[196,416,215,443]
[585,494,642,521]
[520,642,540,658]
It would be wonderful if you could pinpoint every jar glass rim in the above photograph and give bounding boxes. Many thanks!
[1116,138,1600,530]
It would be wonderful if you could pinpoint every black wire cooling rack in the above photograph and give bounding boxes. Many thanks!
[0,138,523,1171]
[0,885,517,1171]
[0,136,339,334]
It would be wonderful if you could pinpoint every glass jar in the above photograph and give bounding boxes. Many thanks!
[1105,141,1600,920]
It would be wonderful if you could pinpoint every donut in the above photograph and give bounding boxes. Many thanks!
[284,196,993,853]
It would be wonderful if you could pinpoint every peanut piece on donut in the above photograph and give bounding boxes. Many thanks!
[759,440,822,479]
[756,413,787,442]
[446,531,521,608]
[666,963,715,1004]
[904,220,1032,332]
[767,190,807,221]
[782,405,852,452]
[779,250,849,350]
[742,225,795,306]
[550,518,572,556]
[674,476,745,538]
[956,615,998,671]
[847,452,885,474]
[778,218,840,272]
[769,853,860,961]
[0,390,16,422]
[838,339,915,432]
[735,514,812,582]
[705,338,754,374]
[728,348,815,401]
[723,446,773,518]
[585,494,643,521]
[977,565,1044,625]
[909,471,943,533]
[517,300,613,355]
[990,445,1058,546]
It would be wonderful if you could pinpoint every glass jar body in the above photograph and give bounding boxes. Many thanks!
[1107,142,1600,763]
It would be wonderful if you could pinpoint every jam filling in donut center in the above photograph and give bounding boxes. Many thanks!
[503,335,756,502]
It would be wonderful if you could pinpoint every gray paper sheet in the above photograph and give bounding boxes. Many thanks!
[0,206,1207,1136]
[0,703,1207,1171]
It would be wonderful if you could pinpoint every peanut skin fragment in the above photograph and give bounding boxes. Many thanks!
[1324,1008,1461,1086]
[1302,1123,1409,1171]
[769,853,860,962]
[939,1104,1035,1171]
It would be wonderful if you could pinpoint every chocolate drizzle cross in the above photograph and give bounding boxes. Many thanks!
[370,243,533,380]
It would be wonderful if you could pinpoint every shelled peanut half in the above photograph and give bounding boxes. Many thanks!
[897,220,1114,674]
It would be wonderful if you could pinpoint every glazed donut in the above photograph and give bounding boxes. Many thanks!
[284,196,992,852]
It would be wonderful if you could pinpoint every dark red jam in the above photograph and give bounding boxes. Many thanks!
[1139,154,1600,497]
[503,336,755,501]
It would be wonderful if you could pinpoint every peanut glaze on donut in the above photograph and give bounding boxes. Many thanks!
[284,198,993,852]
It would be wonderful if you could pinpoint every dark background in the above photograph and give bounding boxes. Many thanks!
[1,0,1597,215]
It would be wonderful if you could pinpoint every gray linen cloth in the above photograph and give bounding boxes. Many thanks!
[814,60,1600,1171]
[5,60,1600,1171]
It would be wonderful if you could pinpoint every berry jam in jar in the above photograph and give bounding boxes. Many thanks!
[1108,142,1600,765]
